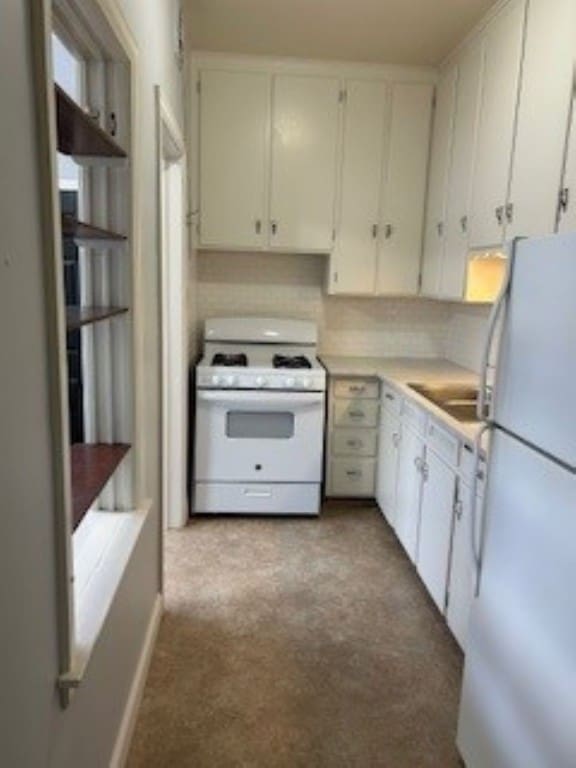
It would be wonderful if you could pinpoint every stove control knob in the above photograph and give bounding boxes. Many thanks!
[225,375,237,387]
[212,375,222,386]
[285,377,296,388]
[255,376,268,388]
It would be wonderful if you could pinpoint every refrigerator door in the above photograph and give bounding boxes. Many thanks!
[457,429,576,768]
[493,233,576,468]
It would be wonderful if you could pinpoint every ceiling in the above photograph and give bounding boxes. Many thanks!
[185,0,498,66]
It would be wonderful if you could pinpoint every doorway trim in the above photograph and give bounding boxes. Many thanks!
[155,87,188,535]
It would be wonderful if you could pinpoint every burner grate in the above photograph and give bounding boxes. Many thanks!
[212,353,248,367]
[273,354,312,370]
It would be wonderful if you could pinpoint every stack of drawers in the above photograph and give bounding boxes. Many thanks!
[326,377,380,497]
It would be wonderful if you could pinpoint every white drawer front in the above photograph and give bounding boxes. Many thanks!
[427,419,460,468]
[401,398,428,434]
[329,458,376,497]
[333,428,378,457]
[333,399,379,428]
[334,379,379,400]
[194,482,320,515]
[381,383,402,415]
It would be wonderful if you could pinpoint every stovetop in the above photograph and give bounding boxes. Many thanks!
[197,343,326,391]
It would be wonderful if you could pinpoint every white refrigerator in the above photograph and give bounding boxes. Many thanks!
[457,233,576,768]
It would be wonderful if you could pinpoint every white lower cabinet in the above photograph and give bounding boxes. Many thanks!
[375,382,487,650]
[446,476,485,651]
[417,449,457,611]
[394,424,425,563]
[375,406,401,525]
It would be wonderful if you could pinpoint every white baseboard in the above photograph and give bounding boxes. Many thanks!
[109,594,163,768]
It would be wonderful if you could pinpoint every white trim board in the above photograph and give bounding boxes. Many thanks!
[190,50,438,83]
[109,593,163,768]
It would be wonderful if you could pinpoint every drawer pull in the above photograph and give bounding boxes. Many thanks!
[349,385,366,394]
[347,439,362,448]
[349,410,365,419]
[346,469,362,479]
[385,393,395,401]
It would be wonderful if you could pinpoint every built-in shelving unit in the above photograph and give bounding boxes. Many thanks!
[62,214,126,245]
[55,84,127,159]
[66,306,129,331]
[70,443,131,529]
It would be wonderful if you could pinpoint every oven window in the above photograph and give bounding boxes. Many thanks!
[226,411,295,439]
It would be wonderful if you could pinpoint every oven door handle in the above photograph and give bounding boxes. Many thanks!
[197,391,325,409]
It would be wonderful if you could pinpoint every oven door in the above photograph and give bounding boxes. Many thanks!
[195,390,325,483]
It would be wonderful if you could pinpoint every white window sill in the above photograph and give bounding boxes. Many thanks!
[67,504,150,684]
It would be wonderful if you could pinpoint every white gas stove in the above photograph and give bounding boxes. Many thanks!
[193,317,326,516]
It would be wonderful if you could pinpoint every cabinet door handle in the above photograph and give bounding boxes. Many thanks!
[392,432,401,448]
[270,220,278,236]
[414,456,423,471]
[454,499,464,520]
[559,187,570,213]
[436,221,444,237]
[372,224,379,239]
[495,206,504,226]
[460,215,468,233]
[505,203,514,224]
[384,224,393,239]
[255,219,262,234]
[385,392,395,401]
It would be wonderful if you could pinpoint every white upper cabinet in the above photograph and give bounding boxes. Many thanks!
[507,0,576,239]
[469,0,526,249]
[199,70,270,249]
[377,83,433,295]
[330,81,388,294]
[269,75,340,252]
[421,67,458,297]
[441,42,484,299]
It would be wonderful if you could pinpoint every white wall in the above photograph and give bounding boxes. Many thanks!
[0,1,184,765]
[196,251,488,364]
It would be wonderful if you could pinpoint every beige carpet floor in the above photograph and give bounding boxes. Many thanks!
[127,504,463,767]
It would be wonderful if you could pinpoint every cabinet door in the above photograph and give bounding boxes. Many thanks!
[421,67,457,297]
[376,409,401,525]
[441,42,484,299]
[558,106,576,233]
[330,81,388,294]
[377,83,433,295]
[469,0,526,249]
[394,425,425,562]
[199,70,270,249]
[269,75,340,252]
[447,480,483,651]
[417,450,457,612]
[507,0,576,239]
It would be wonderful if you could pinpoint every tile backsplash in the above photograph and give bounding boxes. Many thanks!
[195,251,490,370]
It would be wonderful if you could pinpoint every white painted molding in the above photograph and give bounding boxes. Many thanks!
[109,593,163,768]
[440,0,512,69]
[190,50,438,83]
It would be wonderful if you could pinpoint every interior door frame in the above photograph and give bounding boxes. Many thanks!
[155,86,188,533]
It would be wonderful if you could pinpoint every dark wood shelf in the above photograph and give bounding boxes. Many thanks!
[71,443,131,529]
[66,306,129,331]
[62,214,126,245]
[55,84,127,159]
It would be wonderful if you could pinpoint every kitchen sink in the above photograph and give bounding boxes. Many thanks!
[407,382,481,424]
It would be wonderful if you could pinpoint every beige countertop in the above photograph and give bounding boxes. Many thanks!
[319,355,485,446]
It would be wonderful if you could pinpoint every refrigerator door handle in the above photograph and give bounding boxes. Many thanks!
[476,239,518,421]
[471,423,492,596]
